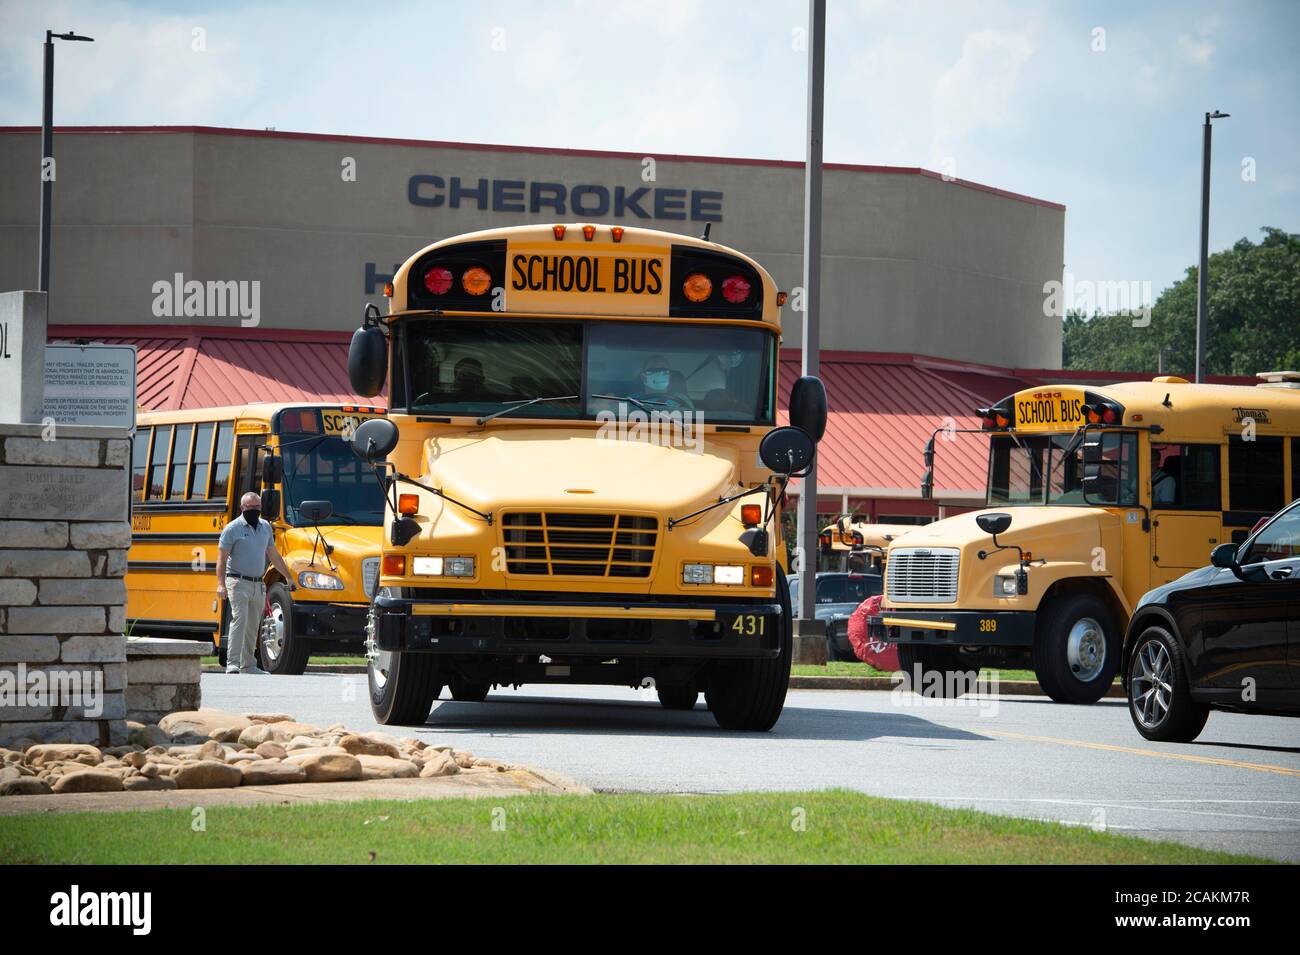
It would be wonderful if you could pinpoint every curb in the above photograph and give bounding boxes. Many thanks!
[201,665,1124,698]
[788,675,1125,698]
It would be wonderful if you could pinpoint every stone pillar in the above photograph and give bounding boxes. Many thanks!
[126,636,212,724]
[0,422,132,747]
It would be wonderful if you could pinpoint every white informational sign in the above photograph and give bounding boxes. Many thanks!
[43,343,138,431]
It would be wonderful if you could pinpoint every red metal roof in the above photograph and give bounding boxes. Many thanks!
[49,325,1253,502]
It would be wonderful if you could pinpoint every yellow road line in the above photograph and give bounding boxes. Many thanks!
[985,730,1300,778]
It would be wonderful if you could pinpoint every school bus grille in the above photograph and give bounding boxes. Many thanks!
[501,512,658,578]
[886,547,960,603]
[362,557,380,598]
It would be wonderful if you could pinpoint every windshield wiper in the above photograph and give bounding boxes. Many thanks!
[475,395,578,426]
[592,394,668,413]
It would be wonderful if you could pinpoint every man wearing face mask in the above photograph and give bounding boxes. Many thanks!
[215,491,296,675]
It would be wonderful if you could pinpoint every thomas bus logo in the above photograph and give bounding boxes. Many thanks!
[1232,406,1270,424]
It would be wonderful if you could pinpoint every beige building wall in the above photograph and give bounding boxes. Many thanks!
[0,128,1064,368]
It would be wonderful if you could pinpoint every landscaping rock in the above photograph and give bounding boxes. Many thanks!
[357,755,420,780]
[0,776,53,796]
[285,751,362,782]
[52,769,124,793]
[173,760,243,789]
[197,740,227,762]
[339,734,401,758]
[123,774,178,792]
[159,709,253,738]
[419,751,460,778]
[285,735,323,751]
[23,744,102,769]
[254,741,288,760]
[242,712,295,724]
[239,760,308,785]
[238,723,287,748]
[126,721,172,748]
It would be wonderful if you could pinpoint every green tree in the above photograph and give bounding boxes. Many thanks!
[1063,227,1300,376]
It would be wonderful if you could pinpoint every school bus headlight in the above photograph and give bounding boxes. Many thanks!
[443,557,475,577]
[412,557,444,576]
[714,565,744,585]
[682,563,714,584]
[995,572,1028,596]
[298,570,344,590]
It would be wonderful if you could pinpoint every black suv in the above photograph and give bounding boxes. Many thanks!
[1123,499,1300,742]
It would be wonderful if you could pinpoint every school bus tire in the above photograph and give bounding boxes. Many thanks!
[367,590,444,725]
[260,582,310,676]
[448,679,491,702]
[895,643,978,698]
[705,564,793,731]
[656,685,699,710]
[1032,593,1120,704]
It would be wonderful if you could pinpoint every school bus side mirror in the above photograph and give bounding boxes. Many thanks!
[299,500,333,524]
[262,454,282,486]
[261,488,282,522]
[976,512,1012,536]
[348,326,388,398]
[759,426,816,476]
[352,417,400,463]
[788,376,827,442]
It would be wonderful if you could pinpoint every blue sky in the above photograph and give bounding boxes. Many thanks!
[1,0,1296,300]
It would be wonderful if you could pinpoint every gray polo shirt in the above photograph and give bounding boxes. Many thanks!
[219,517,275,579]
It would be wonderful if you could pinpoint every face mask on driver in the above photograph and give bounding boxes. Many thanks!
[642,370,670,392]
[242,508,261,526]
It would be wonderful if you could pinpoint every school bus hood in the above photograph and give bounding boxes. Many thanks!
[890,506,1120,553]
[422,429,738,512]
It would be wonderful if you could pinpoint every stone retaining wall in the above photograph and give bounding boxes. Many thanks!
[0,422,132,748]
[126,637,211,724]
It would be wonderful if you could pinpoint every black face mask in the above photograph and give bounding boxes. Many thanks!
[242,509,261,526]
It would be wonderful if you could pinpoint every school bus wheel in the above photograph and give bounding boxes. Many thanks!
[259,582,311,676]
[367,588,445,725]
[448,678,491,702]
[656,685,700,710]
[1031,593,1120,704]
[704,564,792,731]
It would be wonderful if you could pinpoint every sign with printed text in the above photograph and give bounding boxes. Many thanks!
[505,241,669,317]
[43,343,137,431]
[321,410,383,436]
[1014,387,1085,432]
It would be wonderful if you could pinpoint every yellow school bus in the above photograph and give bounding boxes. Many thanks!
[819,516,918,573]
[126,403,387,672]
[879,373,1300,703]
[344,223,826,730]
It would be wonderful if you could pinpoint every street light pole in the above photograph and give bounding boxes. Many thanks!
[1195,110,1228,383]
[38,29,94,294]
[793,0,826,661]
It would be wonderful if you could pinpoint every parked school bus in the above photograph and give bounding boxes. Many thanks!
[126,404,386,672]
[344,223,827,730]
[819,516,917,573]
[877,372,1300,703]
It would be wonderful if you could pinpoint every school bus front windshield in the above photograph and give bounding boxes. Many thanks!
[395,318,775,423]
[277,429,386,526]
[987,431,1138,507]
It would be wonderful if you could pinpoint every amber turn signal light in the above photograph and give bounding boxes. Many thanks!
[682,272,712,303]
[611,226,624,242]
[552,225,566,240]
[382,555,407,576]
[750,565,774,588]
[398,494,419,515]
[461,266,491,296]
[581,224,596,241]
[740,504,762,527]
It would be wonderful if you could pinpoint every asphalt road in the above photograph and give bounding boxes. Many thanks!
[203,674,1300,862]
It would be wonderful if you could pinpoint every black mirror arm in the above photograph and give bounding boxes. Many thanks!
[667,482,774,531]
[390,472,494,525]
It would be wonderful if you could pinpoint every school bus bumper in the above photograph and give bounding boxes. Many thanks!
[371,595,784,658]
[876,610,1037,646]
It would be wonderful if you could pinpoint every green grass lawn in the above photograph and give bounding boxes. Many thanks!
[791,661,1043,682]
[0,791,1261,864]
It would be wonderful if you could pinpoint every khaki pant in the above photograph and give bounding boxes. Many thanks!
[224,576,265,670]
